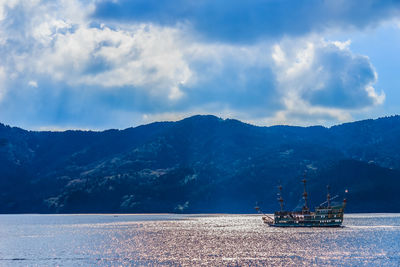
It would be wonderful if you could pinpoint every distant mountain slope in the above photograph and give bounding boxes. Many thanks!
[1,115,400,213]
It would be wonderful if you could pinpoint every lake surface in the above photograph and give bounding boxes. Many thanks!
[1,214,400,266]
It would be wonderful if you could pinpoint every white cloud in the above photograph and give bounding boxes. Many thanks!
[332,39,352,50]
[28,80,38,88]
[31,20,193,100]
[0,0,194,101]
[366,85,385,105]
[269,37,384,125]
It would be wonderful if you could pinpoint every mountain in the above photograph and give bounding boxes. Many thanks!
[1,115,400,213]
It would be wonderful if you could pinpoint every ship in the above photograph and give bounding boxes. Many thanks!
[256,178,347,227]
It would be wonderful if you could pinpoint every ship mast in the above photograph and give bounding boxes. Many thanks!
[302,177,309,212]
[326,185,331,207]
[343,189,348,208]
[278,185,284,212]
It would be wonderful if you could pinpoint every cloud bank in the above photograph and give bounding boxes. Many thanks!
[94,0,400,42]
[0,0,393,129]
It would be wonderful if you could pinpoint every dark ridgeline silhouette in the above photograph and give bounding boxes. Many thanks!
[1,115,400,213]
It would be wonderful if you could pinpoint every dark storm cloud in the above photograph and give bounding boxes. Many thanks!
[93,0,400,42]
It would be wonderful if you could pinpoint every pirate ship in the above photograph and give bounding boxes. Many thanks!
[256,179,347,227]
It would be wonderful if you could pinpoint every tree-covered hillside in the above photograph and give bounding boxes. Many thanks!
[1,115,400,213]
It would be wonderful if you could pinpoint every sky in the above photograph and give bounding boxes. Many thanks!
[0,0,399,130]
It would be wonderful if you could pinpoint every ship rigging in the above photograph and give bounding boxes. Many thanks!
[256,178,347,227]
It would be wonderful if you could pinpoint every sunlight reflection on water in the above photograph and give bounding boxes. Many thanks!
[1,214,400,266]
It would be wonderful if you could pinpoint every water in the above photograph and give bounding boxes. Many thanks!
[1,214,400,266]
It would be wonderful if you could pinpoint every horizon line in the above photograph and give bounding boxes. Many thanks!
[1,114,399,133]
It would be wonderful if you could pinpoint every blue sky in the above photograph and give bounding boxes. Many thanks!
[0,0,399,130]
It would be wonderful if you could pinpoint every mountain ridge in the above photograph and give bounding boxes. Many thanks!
[1,114,400,213]
[5,114,400,133]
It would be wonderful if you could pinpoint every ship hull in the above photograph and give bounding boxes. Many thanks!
[268,222,343,227]
[263,204,345,227]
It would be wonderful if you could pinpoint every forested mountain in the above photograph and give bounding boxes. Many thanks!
[1,115,400,213]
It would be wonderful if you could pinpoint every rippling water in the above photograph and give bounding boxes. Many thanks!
[1,214,400,266]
